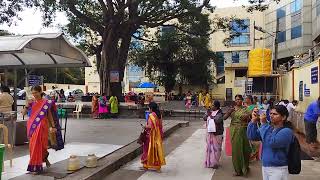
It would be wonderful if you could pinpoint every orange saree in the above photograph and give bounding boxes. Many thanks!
[141,112,166,170]
[27,99,64,172]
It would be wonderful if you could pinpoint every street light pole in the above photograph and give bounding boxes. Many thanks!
[273,19,279,72]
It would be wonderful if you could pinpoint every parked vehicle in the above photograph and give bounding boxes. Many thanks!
[10,88,22,96]
[64,89,84,100]
[17,90,26,100]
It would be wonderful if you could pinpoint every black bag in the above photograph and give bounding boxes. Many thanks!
[287,135,301,174]
[137,129,147,144]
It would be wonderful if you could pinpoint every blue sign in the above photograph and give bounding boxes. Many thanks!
[304,84,311,97]
[28,75,42,86]
[311,66,318,84]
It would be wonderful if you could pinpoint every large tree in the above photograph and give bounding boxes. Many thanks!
[129,13,215,93]
[32,0,215,97]
[0,0,280,96]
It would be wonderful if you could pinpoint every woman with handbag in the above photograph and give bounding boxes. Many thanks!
[140,102,166,172]
[21,85,64,174]
[204,100,224,169]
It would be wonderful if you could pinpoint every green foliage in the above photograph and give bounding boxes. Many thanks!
[130,13,215,92]
[0,0,34,24]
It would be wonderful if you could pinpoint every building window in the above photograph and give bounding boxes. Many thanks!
[317,0,320,16]
[291,25,302,39]
[231,35,250,45]
[232,51,240,63]
[216,52,225,74]
[277,31,286,43]
[291,0,301,13]
[230,19,250,46]
[291,12,301,28]
[277,7,286,19]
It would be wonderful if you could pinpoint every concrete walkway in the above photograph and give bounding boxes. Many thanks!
[104,120,320,180]
[124,129,214,180]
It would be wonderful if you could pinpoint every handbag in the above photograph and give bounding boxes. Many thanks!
[137,129,147,144]
[207,117,216,133]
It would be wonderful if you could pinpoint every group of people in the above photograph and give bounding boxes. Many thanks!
[203,94,320,180]
[184,91,212,109]
[91,93,119,119]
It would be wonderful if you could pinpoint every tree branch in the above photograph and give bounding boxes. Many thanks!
[162,24,215,36]
[64,0,104,35]
[132,34,158,43]
[97,0,108,16]
[106,0,115,14]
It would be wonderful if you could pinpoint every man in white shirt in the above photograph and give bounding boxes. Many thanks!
[287,100,298,121]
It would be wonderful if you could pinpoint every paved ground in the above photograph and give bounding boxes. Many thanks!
[103,119,320,180]
[2,118,181,180]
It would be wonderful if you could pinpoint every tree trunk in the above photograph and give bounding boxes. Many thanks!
[99,27,133,98]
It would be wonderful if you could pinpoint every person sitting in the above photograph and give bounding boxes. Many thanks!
[67,92,75,102]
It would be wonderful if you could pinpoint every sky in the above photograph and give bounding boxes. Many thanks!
[0,0,249,35]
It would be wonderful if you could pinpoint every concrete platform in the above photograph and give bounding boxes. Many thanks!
[7,119,188,180]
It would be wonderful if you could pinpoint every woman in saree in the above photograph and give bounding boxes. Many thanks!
[224,94,251,176]
[98,93,109,119]
[204,92,212,109]
[203,100,224,169]
[22,85,64,174]
[244,95,261,161]
[109,95,119,118]
[91,94,99,119]
[141,102,166,172]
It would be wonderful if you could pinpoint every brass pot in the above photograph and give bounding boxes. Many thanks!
[85,154,98,168]
[67,155,80,171]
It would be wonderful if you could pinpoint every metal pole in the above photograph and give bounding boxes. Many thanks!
[4,69,8,85]
[56,68,58,83]
[273,19,279,72]
[273,19,279,100]
[13,69,17,112]
[253,21,256,49]
[24,69,28,88]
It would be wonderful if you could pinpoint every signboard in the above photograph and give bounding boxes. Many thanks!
[311,66,318,84]
[304,84,311,97]
[28,75,43,86]
[299,81,303,101]
[110,71,119,83]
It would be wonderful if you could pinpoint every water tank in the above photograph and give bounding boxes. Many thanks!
[248,48,272,77]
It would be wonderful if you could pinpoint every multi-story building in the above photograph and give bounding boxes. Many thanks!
[209,7,265,100]
[264,0,312,63]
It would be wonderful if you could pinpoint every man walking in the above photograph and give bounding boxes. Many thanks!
[304,97,320,149]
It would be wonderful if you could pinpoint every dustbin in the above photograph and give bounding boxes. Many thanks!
[0,144,5,173]
[58,108,66,118]
[145,111,150,122]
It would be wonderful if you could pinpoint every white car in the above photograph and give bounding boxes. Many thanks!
[64,89,84,100]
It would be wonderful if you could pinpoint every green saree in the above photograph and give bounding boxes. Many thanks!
[230,107,251,175]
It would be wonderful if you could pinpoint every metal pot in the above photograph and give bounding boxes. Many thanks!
[67,155,80,171]
[85,154,98,168]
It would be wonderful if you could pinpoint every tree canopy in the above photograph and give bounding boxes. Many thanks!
[0,0,281,95]
[129,13,215,92]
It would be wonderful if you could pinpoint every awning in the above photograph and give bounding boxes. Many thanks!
[0,33,91,69]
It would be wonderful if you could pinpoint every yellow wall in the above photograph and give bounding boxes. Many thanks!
[280,71,293,101]
[211,84,225,100]
[280,59,320,112]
